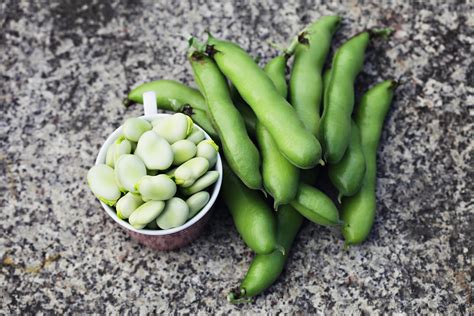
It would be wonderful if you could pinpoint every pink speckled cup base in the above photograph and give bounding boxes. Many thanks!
[124,208,214,251]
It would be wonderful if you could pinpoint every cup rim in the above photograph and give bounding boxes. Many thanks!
[95,113,222,236]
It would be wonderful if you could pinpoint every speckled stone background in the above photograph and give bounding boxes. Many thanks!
[1,0,473,314]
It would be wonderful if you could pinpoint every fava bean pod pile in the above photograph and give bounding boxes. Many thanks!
[95,15,396,303]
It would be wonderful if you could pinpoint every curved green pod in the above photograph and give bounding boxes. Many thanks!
[189,50,262,190]
[328,120,366,201]
[125,79,218,139]
[290,182,340,226]
[319,31,370,164]
[341,80,395,245]
[222,164,278,255]
[227,205,303,303]
[289,16,341,136]
[206,37,322,169]
[263,54,288,98]
[256,54,299,208]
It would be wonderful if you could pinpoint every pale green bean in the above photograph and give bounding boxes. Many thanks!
[114,154,147,193]
[136,174,177,201]
[123,118,152,142]
[156,197,189,229]
[129,201,165,229]
[153,113,193,144]
[116,192,144,219]
[174,157,209,187]
[87,164,121,206]
[135,131,173,170]
[180,170,219,195]
[185,191,210,219]
[171,140,197,165]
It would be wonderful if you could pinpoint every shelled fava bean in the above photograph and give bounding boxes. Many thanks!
[87,113,220,230]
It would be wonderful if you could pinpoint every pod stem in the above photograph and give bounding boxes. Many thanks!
[284,35,299,57]
[369,27,394,40]
[123,97,132,107]
[267,41,285,52]
[188,36,207,53]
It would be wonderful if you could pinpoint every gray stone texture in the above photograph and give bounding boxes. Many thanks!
[1,0,472,314]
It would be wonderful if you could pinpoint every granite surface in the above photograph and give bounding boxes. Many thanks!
[1,0,473,314]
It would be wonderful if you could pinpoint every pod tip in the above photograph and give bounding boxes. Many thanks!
[227,289,251,304]
[275,244,286,256]
[343,241,351,251]
[273,201,281,211]
[337,193,343,204]
[123,97,132,107]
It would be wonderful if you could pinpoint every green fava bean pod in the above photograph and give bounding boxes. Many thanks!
[263,54,289,98]
[341,80,395,246]
[126,79,208,112]
[255,54,299,209]
[328,120,366,202]
[206,37,322,169]
[222,164,279,255]
[289,16,341,136]
[189,50,262,190]
[319,31,370,164]
[234,101,257,137]
[290,183,341,226]
[227,205,303,303]
[124,80,218,139]
[322,68,331,99]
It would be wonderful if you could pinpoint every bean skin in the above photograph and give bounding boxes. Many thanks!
[319,31,370,164]
[189,51,262,190]
[221,164,278,255]
[328,120,366,201]
[206,37,322,169]
[341,80,395,245]
[289,16,340,136]
[227,205,303,303]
